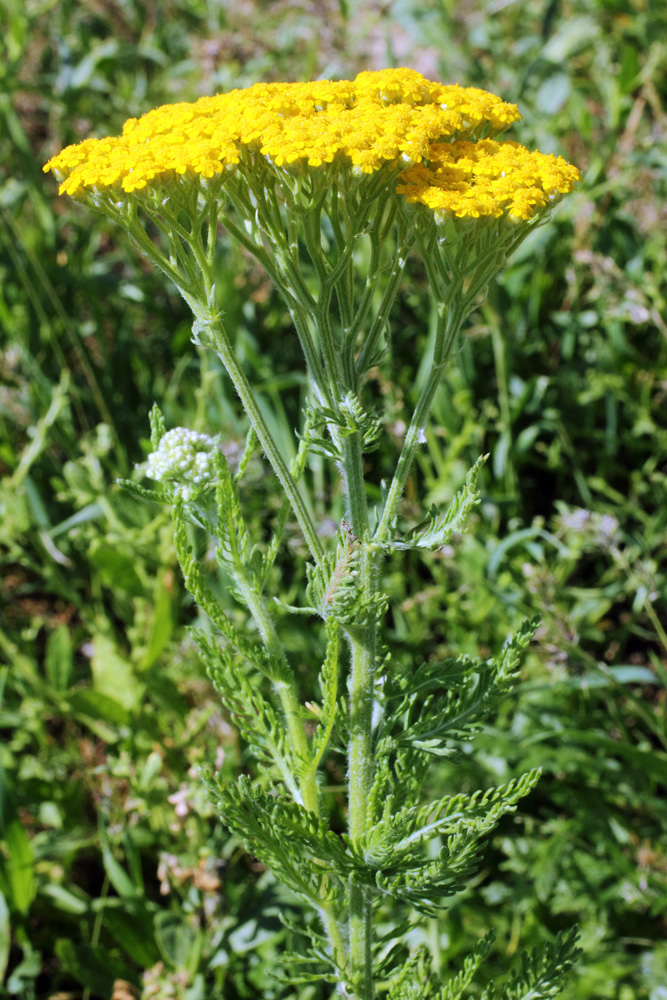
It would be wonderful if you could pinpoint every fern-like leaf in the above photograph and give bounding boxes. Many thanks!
[307,617,341,775]
[307,532,388,625]
[389,454,487,551]
[116,479,171,504]
[192,628,296,790]
[338,391,383,452]
[172,501,289,682]
[435,932,495,1000]
[203,774,353,903]
[481,928,581,1000]
[369,771,540,915]
[213,448,250,570]
[359,770,541,871]
[378,618,539,757]
[149,402,166,449]
[387,947,433,1000]
[272,911,347,985]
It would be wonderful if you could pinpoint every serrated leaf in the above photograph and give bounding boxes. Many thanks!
[482,927,581,1000]
[149,403,166,449]
[390,454,488,551]
[173,502,290,682]
[204,774,351,904]
[307,617,340,776]
[435,932,495,1000]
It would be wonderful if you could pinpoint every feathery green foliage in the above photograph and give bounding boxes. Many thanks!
[391,453,488,551]
[481,928,582,1000]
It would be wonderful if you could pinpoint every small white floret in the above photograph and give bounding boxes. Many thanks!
[145,427,218,499]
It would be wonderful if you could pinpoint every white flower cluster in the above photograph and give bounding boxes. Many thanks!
[145,427,217,500]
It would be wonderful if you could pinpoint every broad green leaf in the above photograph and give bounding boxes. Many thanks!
[68,688,130,728]
[91,634,143,711]
[100,834,139,899]
[5,941,41,994]
[48,501,104,539]
[0,806,35,916]
[40,883,89,915]
[103,907,160,967]
[45,624,73,691]
[55,939,133,994]
[139,579,174,670]
[155,911,201,970]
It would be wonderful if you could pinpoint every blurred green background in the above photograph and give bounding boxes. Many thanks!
[1,1,666,998]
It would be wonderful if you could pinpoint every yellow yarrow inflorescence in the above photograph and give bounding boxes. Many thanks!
[396,139,581,222]
[44,68,521,193]
[43,68,578,222]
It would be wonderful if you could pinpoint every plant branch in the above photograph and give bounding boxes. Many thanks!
[194,306,324,565]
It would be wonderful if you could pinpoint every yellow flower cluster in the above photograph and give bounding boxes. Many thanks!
[44,68,520,195]
[44,68,579,222]
[396,139,581,221]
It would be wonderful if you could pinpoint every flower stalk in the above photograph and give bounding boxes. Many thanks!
[197,305,325,565]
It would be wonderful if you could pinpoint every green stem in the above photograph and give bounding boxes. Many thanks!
[231,516,347,965]
[302,208,346,406]
[488,310,518,499]
[354,232,412,377]
[375,298,467,545]
[220,185,331,400]
[340,291,470,997]
[122,202,190,290]
[234,573,311,797]
[199,309,324,565]
[341,430,377,1000]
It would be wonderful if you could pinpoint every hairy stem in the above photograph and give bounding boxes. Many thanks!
[234,572,309,794]
[234,572,347,964]
[375,298,467,545]
[197,309,324,565]
[341,430,377,1000]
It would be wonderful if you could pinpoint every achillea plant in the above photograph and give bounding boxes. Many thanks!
[45,68,581,999]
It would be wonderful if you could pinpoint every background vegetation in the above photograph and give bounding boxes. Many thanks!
[1,1,666,997]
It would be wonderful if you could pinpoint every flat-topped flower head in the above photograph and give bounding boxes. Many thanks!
[43,68,521,196]
[396,139,580,222]
[145,427,218,500]
[43,68,578,330]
